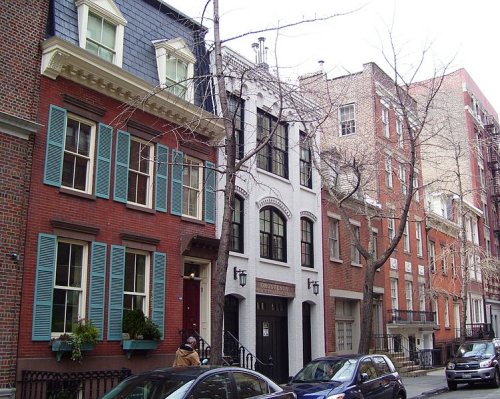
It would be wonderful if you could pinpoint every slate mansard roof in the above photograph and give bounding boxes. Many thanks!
[49,0,211,109]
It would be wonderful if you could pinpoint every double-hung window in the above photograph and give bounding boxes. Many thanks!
[183,156,203,219]
[415,221,423,256]
[300,132,312,188]
[301,218,314,267]
[339,104,356,136]
[256,110,288,178]
[128,138,153,207]
[153,38,196,102]
[405,281,413,311]
[52,240,88,335]
[230,195,244,253]
[227,95,244,159]
[441,244,448,275]
[62,115,96,193]
[86,12,116,63]
[123,250,149,312]
[387,210,395,240]
[335,299,354,352]
[329,218,340,260]
[429,241,436,272]
[382,106,389,138]
[76,0,127,67]
[350,223,361,265]
[396,118,403,148]
[385,156,393,188]
[403,219,410,252]
[399,163,406,195]
[390,278,399,310]
[260,207,286,262]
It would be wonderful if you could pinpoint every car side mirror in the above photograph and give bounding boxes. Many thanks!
[360,373,369,383]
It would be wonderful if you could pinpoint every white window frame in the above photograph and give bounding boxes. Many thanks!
[415,221,423,256]
[429,241,436,272]
[399,162,406,195]
[403,219,410,252]
[390,278,399,310]
[444,298,450,328]
[123,249,151,316]
[52,238,89,337]
[76,0,127,67]
[62,114,96,194]
[128,137,154,208]
[350,221,361,266]
[405,281,413,311]
[339,103,356,136]
[387,210,395,240]
[153,38,196,102]
[419,283,426,312]
[371,228,378,259]
[335,299,354,352]
[385,155,393,188]
[440,244,448,275]
[182,155,203,220]
[434,298,439,325]
[396,118,403,148]
[329,217,341,261]
[413,174,420,202]
[382,106,389,138]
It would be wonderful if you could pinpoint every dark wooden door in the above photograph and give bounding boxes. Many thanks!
[224,295,240,364]
[256,296,288,384]
[183,279,200,336]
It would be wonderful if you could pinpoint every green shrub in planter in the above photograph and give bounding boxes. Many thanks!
[69,319,99,362]
[122,309,161,340]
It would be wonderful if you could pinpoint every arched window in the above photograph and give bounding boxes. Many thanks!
[259,207,286,262]
[230,195,244,253]
[301,217,314,267]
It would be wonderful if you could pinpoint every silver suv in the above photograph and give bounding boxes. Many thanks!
[445,339,500,390]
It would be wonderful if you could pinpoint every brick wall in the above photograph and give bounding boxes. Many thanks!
[0,0,48,390]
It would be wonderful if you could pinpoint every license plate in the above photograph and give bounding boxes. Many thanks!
[462,374,471,379]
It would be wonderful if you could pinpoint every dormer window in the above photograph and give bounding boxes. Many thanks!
[153,38,196,102]
[76,0,127,67]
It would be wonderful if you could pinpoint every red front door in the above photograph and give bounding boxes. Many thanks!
[183,279,200,335]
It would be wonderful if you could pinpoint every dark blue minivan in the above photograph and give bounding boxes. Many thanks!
[285,354,406,399]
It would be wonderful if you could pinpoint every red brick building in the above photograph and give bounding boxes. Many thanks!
[16,0,223,392]
[0,0,48,394]
[302,62,434,357]
[321,191,384,354]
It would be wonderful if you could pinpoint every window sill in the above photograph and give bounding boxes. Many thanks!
[330,257,343,264]
[299,185,315,194]
[59,186,96,200]
[229,251,248,260]
[256,168,290,184]
[181,216,206,225]
[126,203,155,214]
[351,262,363,268]
[259,258,288,267]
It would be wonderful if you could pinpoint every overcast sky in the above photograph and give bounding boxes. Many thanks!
[165,0,500,114]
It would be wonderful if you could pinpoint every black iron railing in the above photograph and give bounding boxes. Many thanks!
[223,331,274,376]
[20,368,131,399]
[454,323,495,340]
[387,309,436,324]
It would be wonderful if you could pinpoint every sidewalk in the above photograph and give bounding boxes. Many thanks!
[402,368,449,399]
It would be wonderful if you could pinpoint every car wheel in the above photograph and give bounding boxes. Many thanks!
[491,368,500,388]
[447,381,457,391]
[395,392,405,399]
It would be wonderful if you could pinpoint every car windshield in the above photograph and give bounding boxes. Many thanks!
[101,374,194,399]
[293,359,357,382]
[456,342,495,358]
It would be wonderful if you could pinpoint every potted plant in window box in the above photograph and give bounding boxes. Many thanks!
[122,309,162,358]
[51,319,99,362]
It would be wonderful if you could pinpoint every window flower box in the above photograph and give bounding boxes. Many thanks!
[122,339,158,359]
[51,340,95,362]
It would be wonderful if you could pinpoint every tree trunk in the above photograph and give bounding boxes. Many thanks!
[358,261,376,354]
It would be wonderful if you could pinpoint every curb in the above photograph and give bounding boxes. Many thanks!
[410,387,449,399]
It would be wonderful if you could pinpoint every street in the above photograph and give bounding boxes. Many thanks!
[432,385,500,399]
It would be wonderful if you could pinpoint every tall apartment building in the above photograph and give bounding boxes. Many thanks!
[0,1,48,394]
[17,0,223,391]
[412,69,500,336]
[213,45,325,382]
[301,62,435,356]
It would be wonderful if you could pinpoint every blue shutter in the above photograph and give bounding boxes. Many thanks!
[32,233,57,341]
[88,242,107,340]
[155,144,169,212]
[204,161,216,224]
[113,130,130,203]
[95,123,113,199]
[107,245,125,341]
[152,252,166,340]
[43,105,66,187]
[170,149,184,215]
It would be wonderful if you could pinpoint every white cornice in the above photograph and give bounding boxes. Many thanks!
[40,37,224,139]
[256,196,292,220]
[0,111,42,140]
